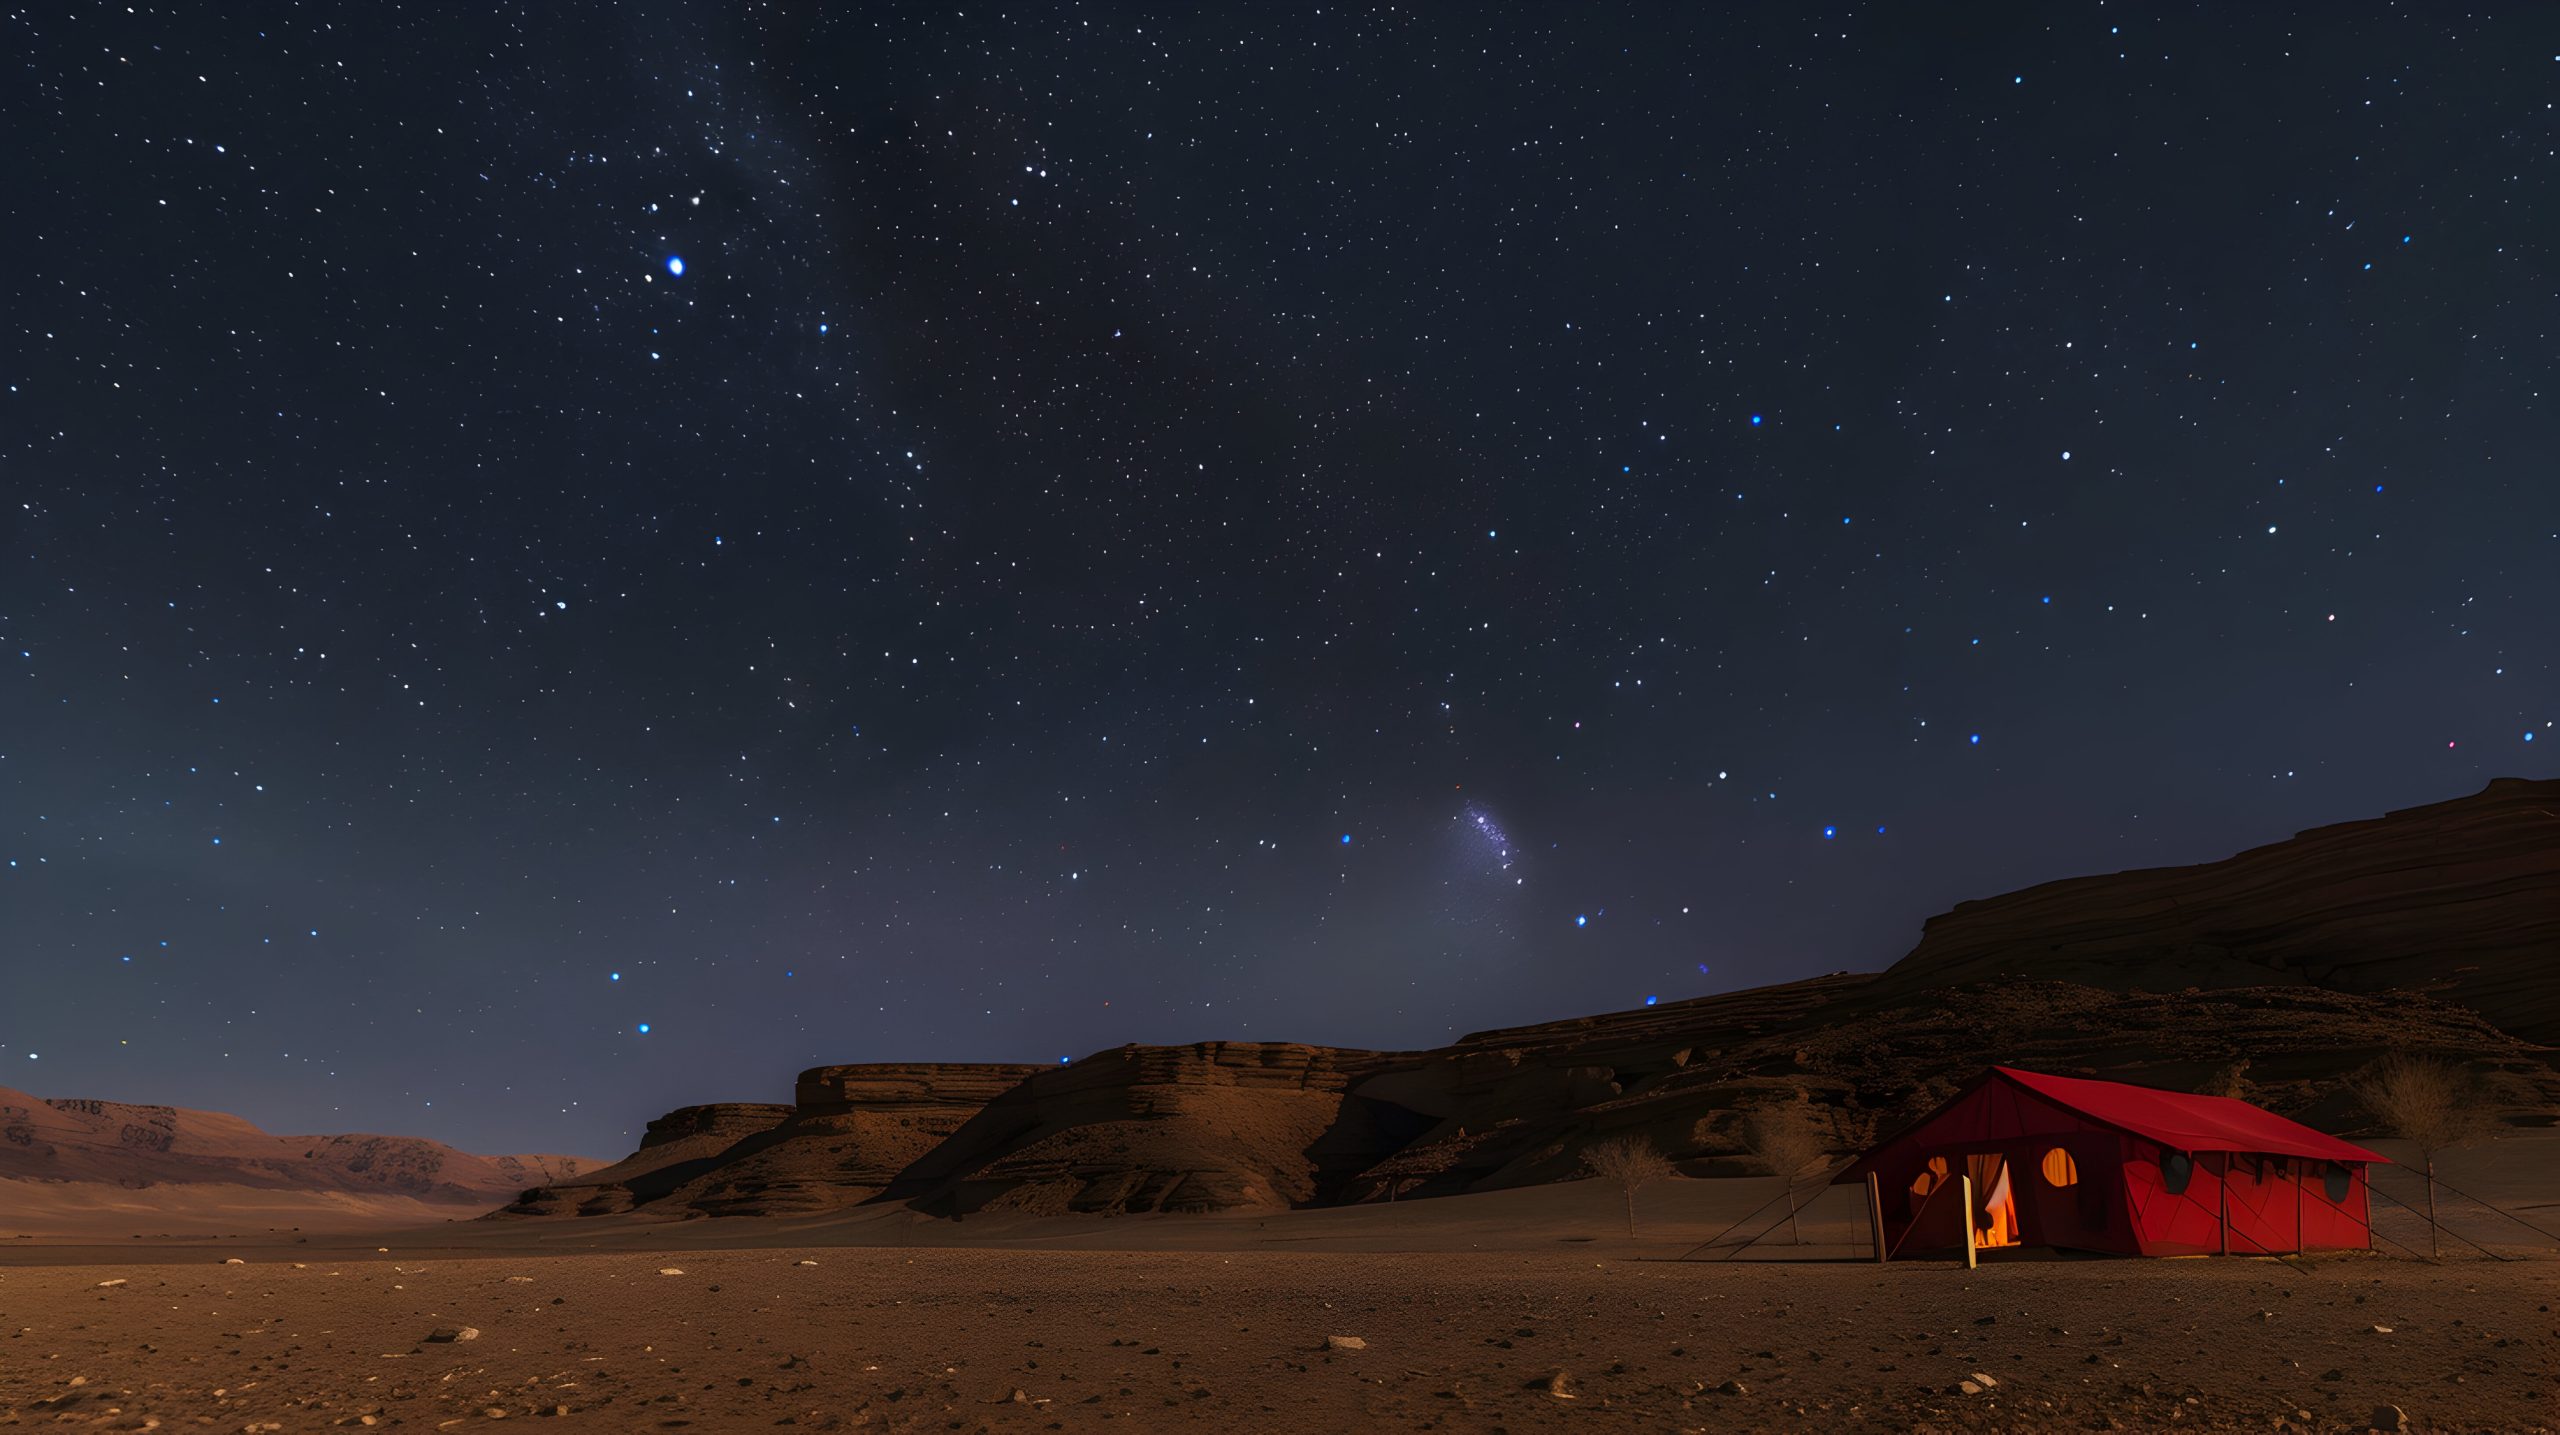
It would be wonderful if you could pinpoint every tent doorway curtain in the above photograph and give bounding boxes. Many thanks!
[1968,1153,2021,1248]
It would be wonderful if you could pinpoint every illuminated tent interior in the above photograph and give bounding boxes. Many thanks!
[1832,1067,2383,1259]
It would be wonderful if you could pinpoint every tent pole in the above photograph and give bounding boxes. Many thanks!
[2294,1159,2304,1254]
[1867,1172,1887,1263]
[2218,1155,2230,1258]
[1961,1174,1977,1269]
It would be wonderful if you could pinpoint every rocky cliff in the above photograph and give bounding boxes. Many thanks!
[491,1103,793,1218]
[1881,778,2560,1039]
[880,1043,1417,1215]
[495,1066,1041,1219]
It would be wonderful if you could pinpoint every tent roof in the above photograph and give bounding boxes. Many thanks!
[1989,1066,2383,1163]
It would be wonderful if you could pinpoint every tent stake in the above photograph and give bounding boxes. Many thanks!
[1961,1174,1977,1269]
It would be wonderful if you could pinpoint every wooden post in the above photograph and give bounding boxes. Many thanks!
[1867,1172,1887,1263]
[2217,1155,2231,1257]
[1961,1174,1977,1269]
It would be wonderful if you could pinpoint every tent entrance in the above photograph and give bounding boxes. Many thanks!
[1968,1153,2021,1248]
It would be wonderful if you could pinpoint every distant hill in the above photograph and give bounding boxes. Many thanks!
[0,1087,597,1235]
[501,779,2560,1222]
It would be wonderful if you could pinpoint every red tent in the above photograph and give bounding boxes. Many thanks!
[1832,1067,2383,1258]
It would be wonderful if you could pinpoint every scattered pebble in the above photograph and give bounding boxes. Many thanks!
[1324,1334,1366,1351]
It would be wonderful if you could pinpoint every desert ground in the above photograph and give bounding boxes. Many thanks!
[6,1141,2554,1435]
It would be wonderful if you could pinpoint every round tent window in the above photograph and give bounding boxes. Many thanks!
[2324,1162,2352,1203]
[1911,1155,1949,1197]
[2040,1146,2079,1187]
[2161,1150,2193,1196]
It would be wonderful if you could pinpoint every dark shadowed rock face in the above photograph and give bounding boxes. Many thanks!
[662,1065,1046,1216]
[1880,778,2560,1040]
[881,1043,1420,1215]
[492,1068,1045,1219]
[490,1103,793,1218]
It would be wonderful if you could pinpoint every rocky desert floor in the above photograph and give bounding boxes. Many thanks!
[4,1148,2554,1435]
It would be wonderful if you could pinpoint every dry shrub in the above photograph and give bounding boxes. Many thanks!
[2355,1054,2495,1257]
[1582,1135,1675,1236]
[1741,1092,1833,1243]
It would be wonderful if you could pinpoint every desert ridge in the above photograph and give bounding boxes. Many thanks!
[0,1086,598,1237]
[495,780,2560,1224]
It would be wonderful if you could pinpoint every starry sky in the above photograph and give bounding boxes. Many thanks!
[6,5,2557,1157]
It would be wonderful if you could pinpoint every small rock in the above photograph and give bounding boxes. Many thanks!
[1714,1378,1748,1396]
[1969,1373,1998,1389]
[657,1267,685,1276]
[95,1279,127,1289]
[1956,1380,1986,1396]
[2371,1325,2393,1334]
[2370,1404,2410,1433]
[794,1259,818,1267]
[222,1257,247,1265]
[1324,1335,1367,1352]
[424,1327,481,1344]
[1540,1370,1574,1400]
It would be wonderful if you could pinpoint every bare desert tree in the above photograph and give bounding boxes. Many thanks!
[1582,1135,1675,1237]
[1741,1096,1831,1244]
[2355,1054,2494,1257]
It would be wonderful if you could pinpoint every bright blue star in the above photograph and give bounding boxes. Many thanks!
[1821,825,1838,840]
[609,972,621,981]
[665,255,685,277]
[1749,414,1762,426]
[1969,733,1981,745]
[1644,995,1659,1006]
[1574,914,1589,928]
[1339,833,1352,845]
[2528,732,2538,743]
[635,1022,652,1034]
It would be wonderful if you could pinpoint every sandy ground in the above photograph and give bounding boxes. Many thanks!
[4,1243,2555,1433]
[4,1138,2553,1432]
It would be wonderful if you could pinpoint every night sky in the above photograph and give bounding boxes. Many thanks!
[7,6,2556,1157]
